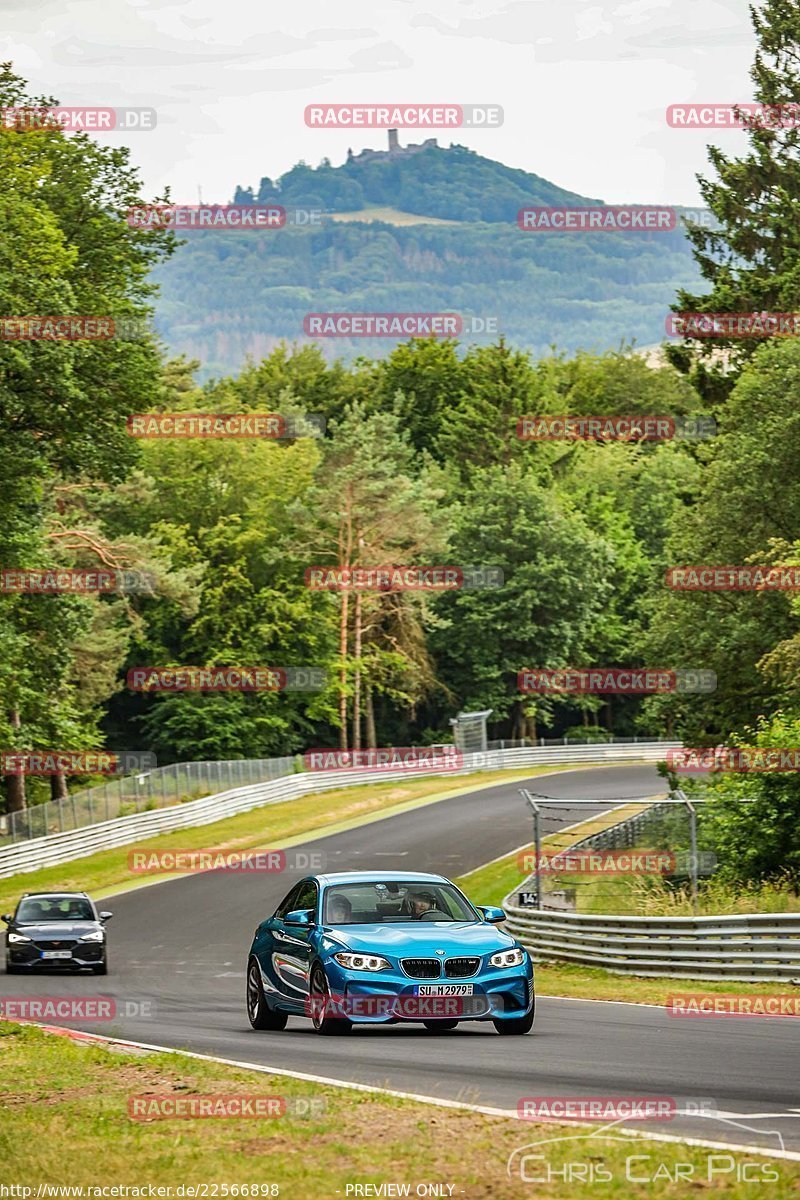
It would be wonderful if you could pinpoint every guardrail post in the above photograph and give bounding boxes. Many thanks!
[520,789,542,909]
[676,788,699,914]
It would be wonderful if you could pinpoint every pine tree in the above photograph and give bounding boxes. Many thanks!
[667,0,800,399]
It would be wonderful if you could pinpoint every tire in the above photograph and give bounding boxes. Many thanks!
[309,963,352,1036]
[5,962,22,974]
[493,996,535,1035]
[423,1019,458,1031]
[247,958,288,1031]
[92,959,108,976]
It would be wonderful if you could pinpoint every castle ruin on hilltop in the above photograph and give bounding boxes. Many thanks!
[347,129,438,164]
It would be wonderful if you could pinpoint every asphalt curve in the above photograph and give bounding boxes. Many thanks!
[4,764,800,1153]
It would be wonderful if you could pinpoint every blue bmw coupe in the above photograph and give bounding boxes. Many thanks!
[246,870,534,1035]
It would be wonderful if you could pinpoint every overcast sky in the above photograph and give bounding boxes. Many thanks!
[1,0,758,206]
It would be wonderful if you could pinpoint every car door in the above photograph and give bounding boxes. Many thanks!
[258,881,317,1010]
[277,879,318,1007]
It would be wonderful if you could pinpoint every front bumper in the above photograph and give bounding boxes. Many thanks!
[7,942,105,970]
[323,957,533,1023]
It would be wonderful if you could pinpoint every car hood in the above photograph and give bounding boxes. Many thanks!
[325,921,516,956]
[13,922,100,939]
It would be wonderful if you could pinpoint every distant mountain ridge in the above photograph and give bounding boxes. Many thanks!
[233,136,603,224]
[155,138,703,377]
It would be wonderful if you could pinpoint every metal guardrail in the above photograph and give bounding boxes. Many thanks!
[0,737,672,848]
[0,740,678,879]
[504,799,800,982]
[503,904,800,982]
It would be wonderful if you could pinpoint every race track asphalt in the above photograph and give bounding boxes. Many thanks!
[4,764,799,1154]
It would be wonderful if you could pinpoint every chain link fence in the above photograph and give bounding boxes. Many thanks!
[0,757,296,847]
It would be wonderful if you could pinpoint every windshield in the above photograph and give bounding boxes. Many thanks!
[16,896,94,923]
[322,880,479,925]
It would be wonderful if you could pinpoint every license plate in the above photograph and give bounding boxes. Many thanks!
[414,984,474,996]
[41,950,73,960]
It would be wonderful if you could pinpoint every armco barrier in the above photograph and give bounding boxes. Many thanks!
[502,904,800,982]
[503,796,800,982]
[0,741,678,879]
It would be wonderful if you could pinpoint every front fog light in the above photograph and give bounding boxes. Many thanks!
[489,947,526,969]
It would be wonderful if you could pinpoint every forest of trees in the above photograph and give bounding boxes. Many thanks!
[3,0,800,893]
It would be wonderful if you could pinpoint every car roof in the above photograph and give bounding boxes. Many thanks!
[315,871,449,887]
[20,891,90,899]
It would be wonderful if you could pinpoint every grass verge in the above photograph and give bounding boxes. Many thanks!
[0,1021,796,1197]
[0,766,568,916]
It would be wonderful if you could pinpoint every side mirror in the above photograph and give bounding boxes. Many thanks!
[1,914,11,924]
[476,905,506,924]
[99,912,113,922]
[284,908,313,927]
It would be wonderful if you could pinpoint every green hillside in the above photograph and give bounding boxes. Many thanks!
[233,141,602,223]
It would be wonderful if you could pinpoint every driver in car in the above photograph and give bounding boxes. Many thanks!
[328,895,353,924]
[409,890,450,921]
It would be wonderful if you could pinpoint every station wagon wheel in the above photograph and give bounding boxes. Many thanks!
[310,963,351,1035]
[247,957,288,1031]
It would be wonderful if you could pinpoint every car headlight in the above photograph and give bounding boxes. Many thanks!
[333,952,391,972]
[7,932,31,944]
[489,947,526,969]
[79,930,105,943]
